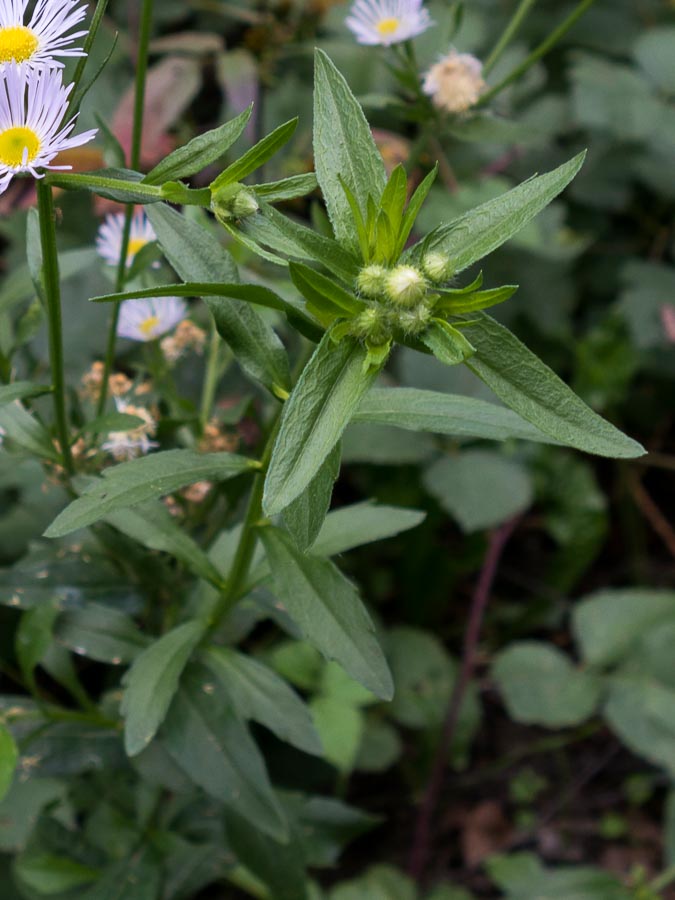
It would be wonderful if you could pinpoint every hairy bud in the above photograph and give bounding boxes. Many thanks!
[211,183,259,222]
[385,265,427,307]
[422,251,454,283]
[356,264,388,298]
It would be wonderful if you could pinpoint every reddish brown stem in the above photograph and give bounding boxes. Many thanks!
[407,517,519,882]
[630,475,675,561]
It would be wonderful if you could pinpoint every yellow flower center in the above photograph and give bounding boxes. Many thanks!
[127,237,149,262]
[139,315,160,337]
[0,126,41,168]
[376,17,400,36]
[0,26,39,64]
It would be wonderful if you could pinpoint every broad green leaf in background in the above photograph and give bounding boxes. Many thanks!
[330,865,417,900]
[604,675,675,778]
[45,450,254,537]
[461,314,645,458]
[408,153,586,273]
[486,852,631,899]
[78,412,144,435]
[572,589,675,667]
[313,50,387,254]
[161,665,287,841]
[0,383,51,408]
[423,451,533,532]
[121,619,206,756]
[353,388,558,444]
[310,696,363,774]
[0,403,60,462]
[55,604,149,665]
[492,642,602,728]
[78,851,162,900]
[14,853,99,895]
[263,333,377,516]
[0,778,67,853]
[261,527,393,700]
[204,646,323,756]
[0,724,18,803]
[15,603,59,692]
[282,442,342,551]
[144,105,253,185]
[147,204,291,394]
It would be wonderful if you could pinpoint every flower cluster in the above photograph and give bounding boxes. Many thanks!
[0,0,96,194]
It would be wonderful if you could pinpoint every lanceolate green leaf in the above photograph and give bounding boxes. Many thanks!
[0,382,51,407]
[260,527,394,700]
[313,49,387,254]
[263,333,378,516]
[147,204,291,395]
[0,723,18,802]
[461,313,645,459]
[282,442,341,551]
[0,402,60,461]
[255,173,318,202]
[144,105,253,185]
[45,450,255,538]
[407,152,586,273]
[121,620,206,756]
[353,387,559,444]
[211,118,298,191]
[55,604,149,664]
[161,665,288,841]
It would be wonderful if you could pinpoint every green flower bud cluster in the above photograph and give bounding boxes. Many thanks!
[350,253,454,346]
[211,182,259,223]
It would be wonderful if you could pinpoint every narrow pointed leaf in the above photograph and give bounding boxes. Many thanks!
[282,441,341,551]
[211,118,298,191]
[55,604,149,664]
[255,173,318,202]
[0,723,18,802]
[462,313,645,458]
[421,319,476,366]
[289,263,365,317]
[395,164,438,258]
[0,382,51,407]
[45,450,255,537]
[263,333,377,516]
[436,285,518,314]
[261,526,393,700]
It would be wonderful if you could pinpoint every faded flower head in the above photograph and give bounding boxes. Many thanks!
[101,399,157,461]
[0,0,88,70]
[346,0,432,46]
[423,50,486,114]
[160,319,207,364]
[117,296,187,343]
[0,64,97,193]
[96,210,158,269]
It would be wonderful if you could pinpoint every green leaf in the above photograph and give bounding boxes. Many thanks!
[78,852,161,900]
[263,333,378,516]
[144,106,253,185]
[282,442,341,551]
[260,526,393,700]
[604,675,675,779]
[121,619,206,756]
[45,449,254,538]
[380,165,408,240]
[15,853,99,894]
[313,50,387,254]
[492,642,602,728]
[0,778,67,853]
[352,387,559,444]
[211,118,298,191]
[147,204,291,394]
[435,285,518,314]
[204,647,322,756]
[104,500,225,587]
[572,589,675,668]
[79,412,144,434]
[408,152,586,272]
[0,723,18,803]
[55,604,149,664]
[310,696,363,774]
[290,262,366,318]
[15,603,59,692]
[161,664,287,840]
[0,403,60,461]
[0,382,51,408]
[255,172,318,202]
[423,450,533,532]
[52,168,163,204]
[394,165,438,260]
[421,319,476,366]
[461,313,645,458]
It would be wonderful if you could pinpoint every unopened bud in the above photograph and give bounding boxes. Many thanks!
[422,252,454,283]
[211,183,259,222]
[351,306,391,345]
[395,305,432,335]
[356,264,387,299]
[385,265,427,307]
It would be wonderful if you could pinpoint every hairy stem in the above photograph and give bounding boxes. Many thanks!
[408,517,519,882]
[97,0,155,416]
[484,0,538,74]
[477,0,598,107]
[36,181,74,475]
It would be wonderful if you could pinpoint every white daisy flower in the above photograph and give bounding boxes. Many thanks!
[117,296,188,343]
[346,0,432,46]
[101,399,158,461]
[0,0,88,69]
[0,64,97,194]
[423,50,486,114]
[96,210,158,269]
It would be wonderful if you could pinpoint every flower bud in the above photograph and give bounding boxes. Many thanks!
[356,264,388,298]
[211,183,259,222]
[395,305,432,335]
[422,251,454,283]
[385,265,427,307]
[351,306,391,345]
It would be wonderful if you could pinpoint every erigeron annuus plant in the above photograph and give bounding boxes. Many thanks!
[0,2,649,894]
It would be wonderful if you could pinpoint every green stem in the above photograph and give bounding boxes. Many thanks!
[477,0,598,107]
[36,181,74,475]
[650,865,675,892]
[484,0,538,74]
[208,415,281,630]
[200,326,222,431]
[45,171,163,200]
[96,0,155,417]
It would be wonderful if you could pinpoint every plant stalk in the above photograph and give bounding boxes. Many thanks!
[36,180,74,475]
[484,0,538,74]
[477,0,598,107]
[408,517,519,883]
[200,326,222,431]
